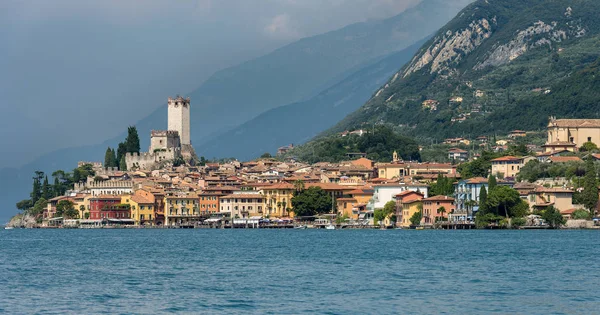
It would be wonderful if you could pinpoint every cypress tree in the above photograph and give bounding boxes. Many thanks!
[125,126,140,153]
[30,171,43,205]
[582,157,599,214]
[119,156,127,171]
[488,175,497,192]
[116,142,127,164]
[111,149,117,167]
[104,147,115,169]
[42,175,52,199]
[479,186,488,214]
[53,177,61,197]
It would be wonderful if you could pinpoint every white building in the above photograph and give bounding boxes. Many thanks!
[367,183,429,210]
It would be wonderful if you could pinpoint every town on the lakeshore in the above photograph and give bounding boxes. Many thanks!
[12,96,600,230]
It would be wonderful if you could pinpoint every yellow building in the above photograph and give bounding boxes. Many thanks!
[164,192,201,226]
[545,117,600,152]
[490,156,534,178]
[72,194,91,219]
[336,188,374,220]
[123,194,155,225]
[395,191,424,228]
[259,182,295,218]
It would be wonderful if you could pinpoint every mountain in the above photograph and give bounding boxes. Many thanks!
[318,0,600,142]
[196,38,429,161]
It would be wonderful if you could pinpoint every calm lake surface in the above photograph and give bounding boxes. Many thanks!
[0,229,598,314]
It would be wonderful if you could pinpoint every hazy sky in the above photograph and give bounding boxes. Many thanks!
[0,0,420,168]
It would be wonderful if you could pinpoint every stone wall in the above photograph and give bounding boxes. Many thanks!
[150,130,181,152]
[125,148,181,171]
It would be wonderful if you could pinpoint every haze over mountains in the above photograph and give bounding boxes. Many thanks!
[0,0,474,223]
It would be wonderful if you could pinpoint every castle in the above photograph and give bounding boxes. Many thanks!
[126,96,196,170]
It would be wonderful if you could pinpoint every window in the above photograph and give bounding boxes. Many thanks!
[570,137,574,142]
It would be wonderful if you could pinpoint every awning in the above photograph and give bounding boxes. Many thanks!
[359,213,366,219]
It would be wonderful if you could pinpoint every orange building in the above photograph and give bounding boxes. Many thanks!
[422,195,455,225]
[199,186,240,215]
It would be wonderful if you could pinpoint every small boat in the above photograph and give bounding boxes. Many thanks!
[294,225,307,229]
[4,226,14,230]
[325,224,336,230]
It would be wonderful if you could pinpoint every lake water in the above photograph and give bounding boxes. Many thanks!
[0,229,598,314]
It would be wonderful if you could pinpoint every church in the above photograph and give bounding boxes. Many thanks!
[126,96,196,170]
[543,117,600,152]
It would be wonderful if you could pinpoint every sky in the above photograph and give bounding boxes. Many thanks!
[0,0,420,169]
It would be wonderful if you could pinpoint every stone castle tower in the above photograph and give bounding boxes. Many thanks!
[168,96,191,145]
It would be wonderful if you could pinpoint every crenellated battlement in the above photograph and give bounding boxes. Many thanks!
[168,95,190,108]
[151,130,179,137]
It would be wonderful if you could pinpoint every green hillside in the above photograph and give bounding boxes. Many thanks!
[319,0,600,142]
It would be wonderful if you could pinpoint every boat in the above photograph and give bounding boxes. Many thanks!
[4,226,14,230]
[325,224,336,230]
[294,225,307,229]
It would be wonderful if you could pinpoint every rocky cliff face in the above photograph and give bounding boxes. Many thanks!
[317,0,600,142]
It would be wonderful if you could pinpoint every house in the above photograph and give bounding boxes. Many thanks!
[544,117,600,152]
[422,100,439,110]
[474,90,485,98]
[449,96,463,103]
[422,195,455,225]
[377,162,456,180]
[164,192,200,226]
[490,156,534,179]
[527,187,574,213]
[219,192,266,219]
[444,138,470,146]
[548,156,583,163]
[124,194,155,226]
[259,182,295,218]
[89,195,131,222]
[336,188,374,220]
[395,191,424,228]
[368,182,429,212]
[277,144,294,156]
[199,187,239,215]
[509,130,527,138]
[453,177,488,221]
[448,148,468,162]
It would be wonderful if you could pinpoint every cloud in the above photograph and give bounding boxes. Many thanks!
[264,13,300,39]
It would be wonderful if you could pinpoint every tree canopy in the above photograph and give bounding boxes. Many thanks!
[291,187,333,217]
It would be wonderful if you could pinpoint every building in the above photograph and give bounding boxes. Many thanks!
[134,188,165,225]
[368,182,429,212]
[164,192,200,226]
[377,162,456,180]
[124,194,155,225]
[168,96,191,146]
[277,144,294,156]
[395,191,424,228]
[422,195,455,225]
[509,130,527,138]
[219,192,266,218]
[126,95,196,170]
[260,182,295,217]
[336,188,374,220]
[453,177,488,221]
[199,187,239,215]
[490,156,534,179]
[527,187,574,213]
[87,180,134,197]
[448,148,468,162]
[544,117,600,152]
[89,195,131,221]
[422,100,439,110]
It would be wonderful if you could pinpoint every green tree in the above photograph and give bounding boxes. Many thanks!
[30,197,48,218]
[260,152,272,159]
[291,186,332,217]
[16,199,33,211]
[571,209,591,220]
[479,187,488,212]
[119,156,128,171]
[542,206,566,228]
[375,201,397,226]
[55,200,76,218]
[436,206,447,222]
[30,171,44,205]
[430,174,454,196]
[488,175,497,192]
[125,126,141,153]
[42,175,52,199]
[104,147,117,168]
[581,157,598,214]
[116,142,127,164]
[293,180,305,192]
[485,185,521,219]
[580,141,599,152]
[409,208,423,226]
